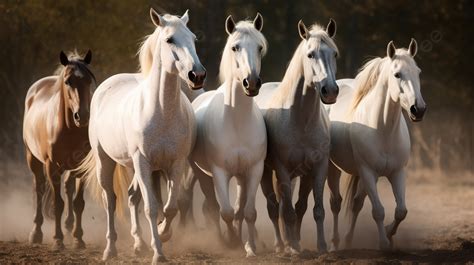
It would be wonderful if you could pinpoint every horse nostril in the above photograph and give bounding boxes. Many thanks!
[256,78,262,89]
[410,105,418,115]
[321,86,328,96]
[74,112,80,121]
[243,78,249,88]
[188,71,196,82]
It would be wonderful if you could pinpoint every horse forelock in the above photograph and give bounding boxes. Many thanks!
[219,21,268,83]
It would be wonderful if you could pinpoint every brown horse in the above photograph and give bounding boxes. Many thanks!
[23,50,96,249]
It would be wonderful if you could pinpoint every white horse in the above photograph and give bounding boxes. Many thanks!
[254,19,338,254]
[77,9,206,263]
[189,14,267,257]
[327,39,426,250]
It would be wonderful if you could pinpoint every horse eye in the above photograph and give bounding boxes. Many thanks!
[394,72,401,79]
[307,53,314,59]
[65,79,70,86]
[166,37,173,44]
[258,46,263,52]
[232,45,240,52]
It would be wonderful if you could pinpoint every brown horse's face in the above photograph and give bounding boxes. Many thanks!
[60,51,95,128]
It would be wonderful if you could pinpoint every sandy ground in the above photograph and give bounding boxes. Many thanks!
[0,164,473,264]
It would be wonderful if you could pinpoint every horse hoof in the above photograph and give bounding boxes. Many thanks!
[102,247,117,260]
[158,224,172,242]
[318,242,328,253]
[29,231,43,244]
[331,238,340,251]
[134,242,148,256]
[73,239,86,249]
[152,254,167,264]
[275,244,284,253]
[379,238,391,251]
[285,246,300,256]
[245,242,256,257]
[52,240,65,251]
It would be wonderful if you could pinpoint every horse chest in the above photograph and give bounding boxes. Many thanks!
[50,130,90,169]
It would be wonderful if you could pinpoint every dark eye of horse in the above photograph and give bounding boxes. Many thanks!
[232,45,239,52]
[258,46,263,53]
[394,73,401,79]
[308,53,314,59]
[166,37,173,44]
[65,79,70,86]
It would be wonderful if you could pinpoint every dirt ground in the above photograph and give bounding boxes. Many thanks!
[0,166,473,264]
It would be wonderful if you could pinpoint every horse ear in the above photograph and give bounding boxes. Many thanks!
[150,7,163,27]
[408,38,418,57]
[83,50,92,64]
[253,12,263,31]
[298,20,309,40]
[59,51,69,66]
[387,41,396,59]
[181,9,189,25]
[326,18,337,38]
[225,15,236,35]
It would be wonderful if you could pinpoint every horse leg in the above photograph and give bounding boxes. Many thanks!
[327,162,342,250]
[233,177,247,243]
[260,164,283,252]
[212,166,238,245]
[132,153,165,263]
[358,167,390,250]
[64,171,75,234]
[344,177,366,248]
[243,162,264,257]
[27,148,46,244]
[45,161,65,250]
[96,147,118,260]
[294,176,312,251]
[385,169,407,246]
[274,162,298,254]
[128,177,146,255]
[72,175,85,249]
[158,160,185,243]
[178,163,196,228]
[152,170,164,222]
[195,165,221,238]
[311,162,329,253]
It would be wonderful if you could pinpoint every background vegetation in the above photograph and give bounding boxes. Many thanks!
[0,0,472,175]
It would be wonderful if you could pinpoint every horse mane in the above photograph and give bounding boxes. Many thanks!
[350,57,389,111]
[138,14,189,77]
[219,21,268,83]
[275,24,339,103]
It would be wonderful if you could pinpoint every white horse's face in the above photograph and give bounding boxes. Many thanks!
[386,39,426,122]
[298,20,339,104]
[150,9,206,89]
[225,14,265,97]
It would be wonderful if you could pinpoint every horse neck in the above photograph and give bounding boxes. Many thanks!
[143,52,181,118]
[278,57,321,126]
[366,71,402,135]
[223,78,255,117]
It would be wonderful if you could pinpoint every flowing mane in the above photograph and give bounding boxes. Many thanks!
[350,57,389,111]
[275,24,339,103]
[219,21,268,83]
[138,14,190,76]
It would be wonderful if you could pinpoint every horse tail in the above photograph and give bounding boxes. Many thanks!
[41,179,55,220]
[75,151,132,219]
[344,174,360,222]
